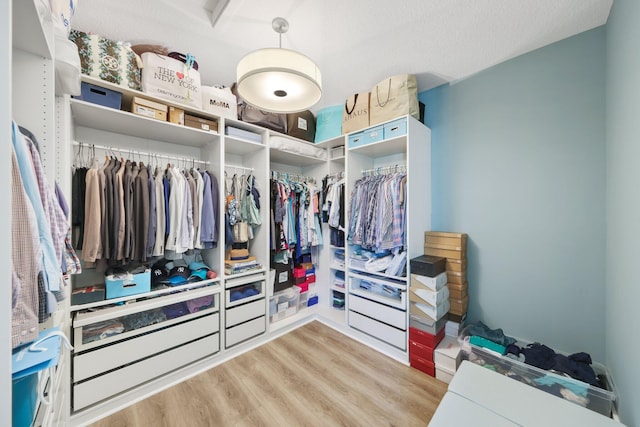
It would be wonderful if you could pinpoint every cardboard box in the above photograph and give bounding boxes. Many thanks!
[410,284,450,307]
[448,282,468,300]
[131,96,167,121]
[411,272,447,291]
[424,231,467,249]
[446,270,466,285]
[449,295,469,316]
[185,114,218,132]
[424,246,465,260]
[434,336,462,372]
[168,106,184,125]
[410,299,450,321]
[446,258,466,272]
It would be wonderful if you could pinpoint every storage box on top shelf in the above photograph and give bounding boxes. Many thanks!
[184,114,218,132]
[131,96,167,121]
[362,125,383,145]
[269,286,300,323]
[74,81,122,110]
[347,131,365,149]
[459,338,618,417]
[383,118,407,139]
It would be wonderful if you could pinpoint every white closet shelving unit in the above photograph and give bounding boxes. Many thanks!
[9,0,72,426]
[7,3,432,424]
[343,116,431,362]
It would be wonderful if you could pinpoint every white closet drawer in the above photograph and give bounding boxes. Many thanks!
[73,333,219,411]
[226,299,266,328]
[349,294,406,330]
[225,280,265,308]
[74,313,220,382]
[225,316,265,348]
[349,311,406,350]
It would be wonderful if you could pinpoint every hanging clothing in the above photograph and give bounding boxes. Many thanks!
[11,147,41,348]
[348,172,407,254]
[11,122,61,292]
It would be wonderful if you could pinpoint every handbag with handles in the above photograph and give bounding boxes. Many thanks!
[231,83,287,133]
[369,74,419,126]
[342,92,370,134]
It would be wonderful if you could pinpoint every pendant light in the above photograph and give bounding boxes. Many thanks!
[236,17,322,113]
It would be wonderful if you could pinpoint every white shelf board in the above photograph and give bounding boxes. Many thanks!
[269,147,327,166]
[70,279,221,312]
[13,0,53,59]
[347,267,408,283]
[224,135,265,155]
[315,135,346,149]
[70,99,220,147]
[348,135,407,158]
[348,288,404,310]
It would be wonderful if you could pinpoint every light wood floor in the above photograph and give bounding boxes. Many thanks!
[91,321,447,427]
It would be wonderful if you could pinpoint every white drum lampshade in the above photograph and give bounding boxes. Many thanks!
[236,18,322,113]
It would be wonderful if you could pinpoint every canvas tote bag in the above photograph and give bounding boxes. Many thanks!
[342,93,370,134]
[369,74,419,126]
[141,53,202,108]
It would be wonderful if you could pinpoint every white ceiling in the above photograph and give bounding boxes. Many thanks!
[72,0,612,112]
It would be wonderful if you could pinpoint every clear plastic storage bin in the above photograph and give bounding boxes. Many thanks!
[460,339,617,417]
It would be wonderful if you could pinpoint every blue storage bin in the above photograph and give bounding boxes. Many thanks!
[314,104,343,143]
[348,131,365,149]
[12,373,37,427]
[74,81,122,110]
[363,125,384,145]
[308,295,319,307]
[383,118,407,140]
[105,269,151,299]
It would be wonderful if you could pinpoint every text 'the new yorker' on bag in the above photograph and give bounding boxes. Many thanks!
[141,52,202,108]
[342,92,370,134]
[69,29,143,91]
[231,83,287,134]
[369,74,420,126]
[286,110,316,142]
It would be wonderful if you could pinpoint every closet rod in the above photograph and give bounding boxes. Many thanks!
[361,164,406,176]
[73,141,210,165]
[224,164,254,172]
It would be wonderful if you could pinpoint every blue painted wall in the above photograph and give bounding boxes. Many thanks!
[419,27,606,361]
[605,0,640,424]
